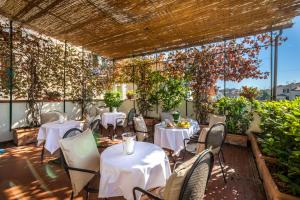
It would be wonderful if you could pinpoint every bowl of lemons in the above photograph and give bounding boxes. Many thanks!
[177,121,191,128]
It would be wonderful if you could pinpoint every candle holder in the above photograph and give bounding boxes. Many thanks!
[59,115,65,124]
[122,132,136,155]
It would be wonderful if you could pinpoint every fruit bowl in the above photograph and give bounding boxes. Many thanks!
[177,121,191,128]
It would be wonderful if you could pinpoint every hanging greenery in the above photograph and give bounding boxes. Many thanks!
[0,21,10,100]
[0,20,112,126]
[114,57,162,116]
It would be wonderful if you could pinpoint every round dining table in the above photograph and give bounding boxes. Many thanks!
[154,123,194,156]
[37,120,82,154]
[99,142,171,200]
[101,112,126,129]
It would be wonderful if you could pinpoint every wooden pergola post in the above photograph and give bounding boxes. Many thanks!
[9,20,13,131]
[270,31,274,99]
[63,40,67,112]
[272,30,282,100]
[223,40,227,97]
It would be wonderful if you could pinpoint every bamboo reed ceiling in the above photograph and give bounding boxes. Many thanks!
[0,0,300,59]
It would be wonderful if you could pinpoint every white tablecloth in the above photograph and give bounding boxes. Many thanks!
[37,120,82,154]
[154,124,194,156]
[101,112,126,129]
[99,142,171,200]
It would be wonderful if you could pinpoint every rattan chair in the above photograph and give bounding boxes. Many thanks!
[133,149,214,200]
[90,118,101,146]
[184,123,227,183]
[90,119,101,133]
[114,108,137,137]
[60,128,101,200]
[132,115,152,142]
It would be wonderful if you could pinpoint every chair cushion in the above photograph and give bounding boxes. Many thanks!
[163,155,199,200]
[97,107,109,116]
[59,129,100,196]
[208,114,226,128]
[88,105,98,118]
[41,111,67,124]
[196,128,209,154]
[136,132,148,141]
[133,115,148,132]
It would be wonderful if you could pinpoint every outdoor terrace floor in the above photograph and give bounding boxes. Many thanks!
[0,129,266,200]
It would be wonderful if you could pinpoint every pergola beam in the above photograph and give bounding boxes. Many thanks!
[24,0,63,23]
[0,0,299,58]
[113,22,293,60]
[13,0,43,19]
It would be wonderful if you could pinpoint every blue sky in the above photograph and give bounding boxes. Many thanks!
[219,16,300,89]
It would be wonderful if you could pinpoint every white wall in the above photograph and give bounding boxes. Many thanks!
[0,100,196,142]
[0,103,10,142]
[0,101,82,142]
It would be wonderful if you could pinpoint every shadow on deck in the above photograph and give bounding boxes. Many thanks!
[0,138,265,200]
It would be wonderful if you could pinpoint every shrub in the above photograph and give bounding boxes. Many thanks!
[214,97,253,134]
[256,98,300,195]
[156,77,188,112]
[104,91,122,110]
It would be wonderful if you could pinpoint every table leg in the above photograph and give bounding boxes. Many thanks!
[163,148,176,163]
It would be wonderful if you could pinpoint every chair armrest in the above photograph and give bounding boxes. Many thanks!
[116,117,126,127]
[67,166,99,175]
[183,138,205,152]
[115,117,126,124]
[184,138,205,144]
[173,161,183,170]
[135,130,149,133]
[133,187,162,200]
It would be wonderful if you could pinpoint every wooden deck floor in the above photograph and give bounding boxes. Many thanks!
[0,137,266,200]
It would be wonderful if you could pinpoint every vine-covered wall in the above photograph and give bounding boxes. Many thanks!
[0,18,113,127]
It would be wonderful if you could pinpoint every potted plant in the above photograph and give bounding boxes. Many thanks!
[104,91,123,112]
[115,58,159,117]
[214,97,253,146]
[126,90,136,100]
[157,77,188,121]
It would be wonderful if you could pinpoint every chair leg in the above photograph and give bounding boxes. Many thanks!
[41,143,45,163]
[218,154,227,183]
[221,149,226,163]
[107,125,114,140]
[114,128,117,139]
[183,150,186,161]
[85,190,89,200]
[98,124,101,136]
[70,191,74,200]
[111,128,115,140]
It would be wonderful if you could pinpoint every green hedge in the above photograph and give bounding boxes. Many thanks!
[214,97,253,134]
[256,98,300,195]
[214,97,300,195]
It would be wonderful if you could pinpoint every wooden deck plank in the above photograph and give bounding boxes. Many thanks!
[0,136,265,200]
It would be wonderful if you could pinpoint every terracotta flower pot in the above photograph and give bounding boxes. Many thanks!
[126,94,135,100]
[12,127,39,146]
[225,133,248,147]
